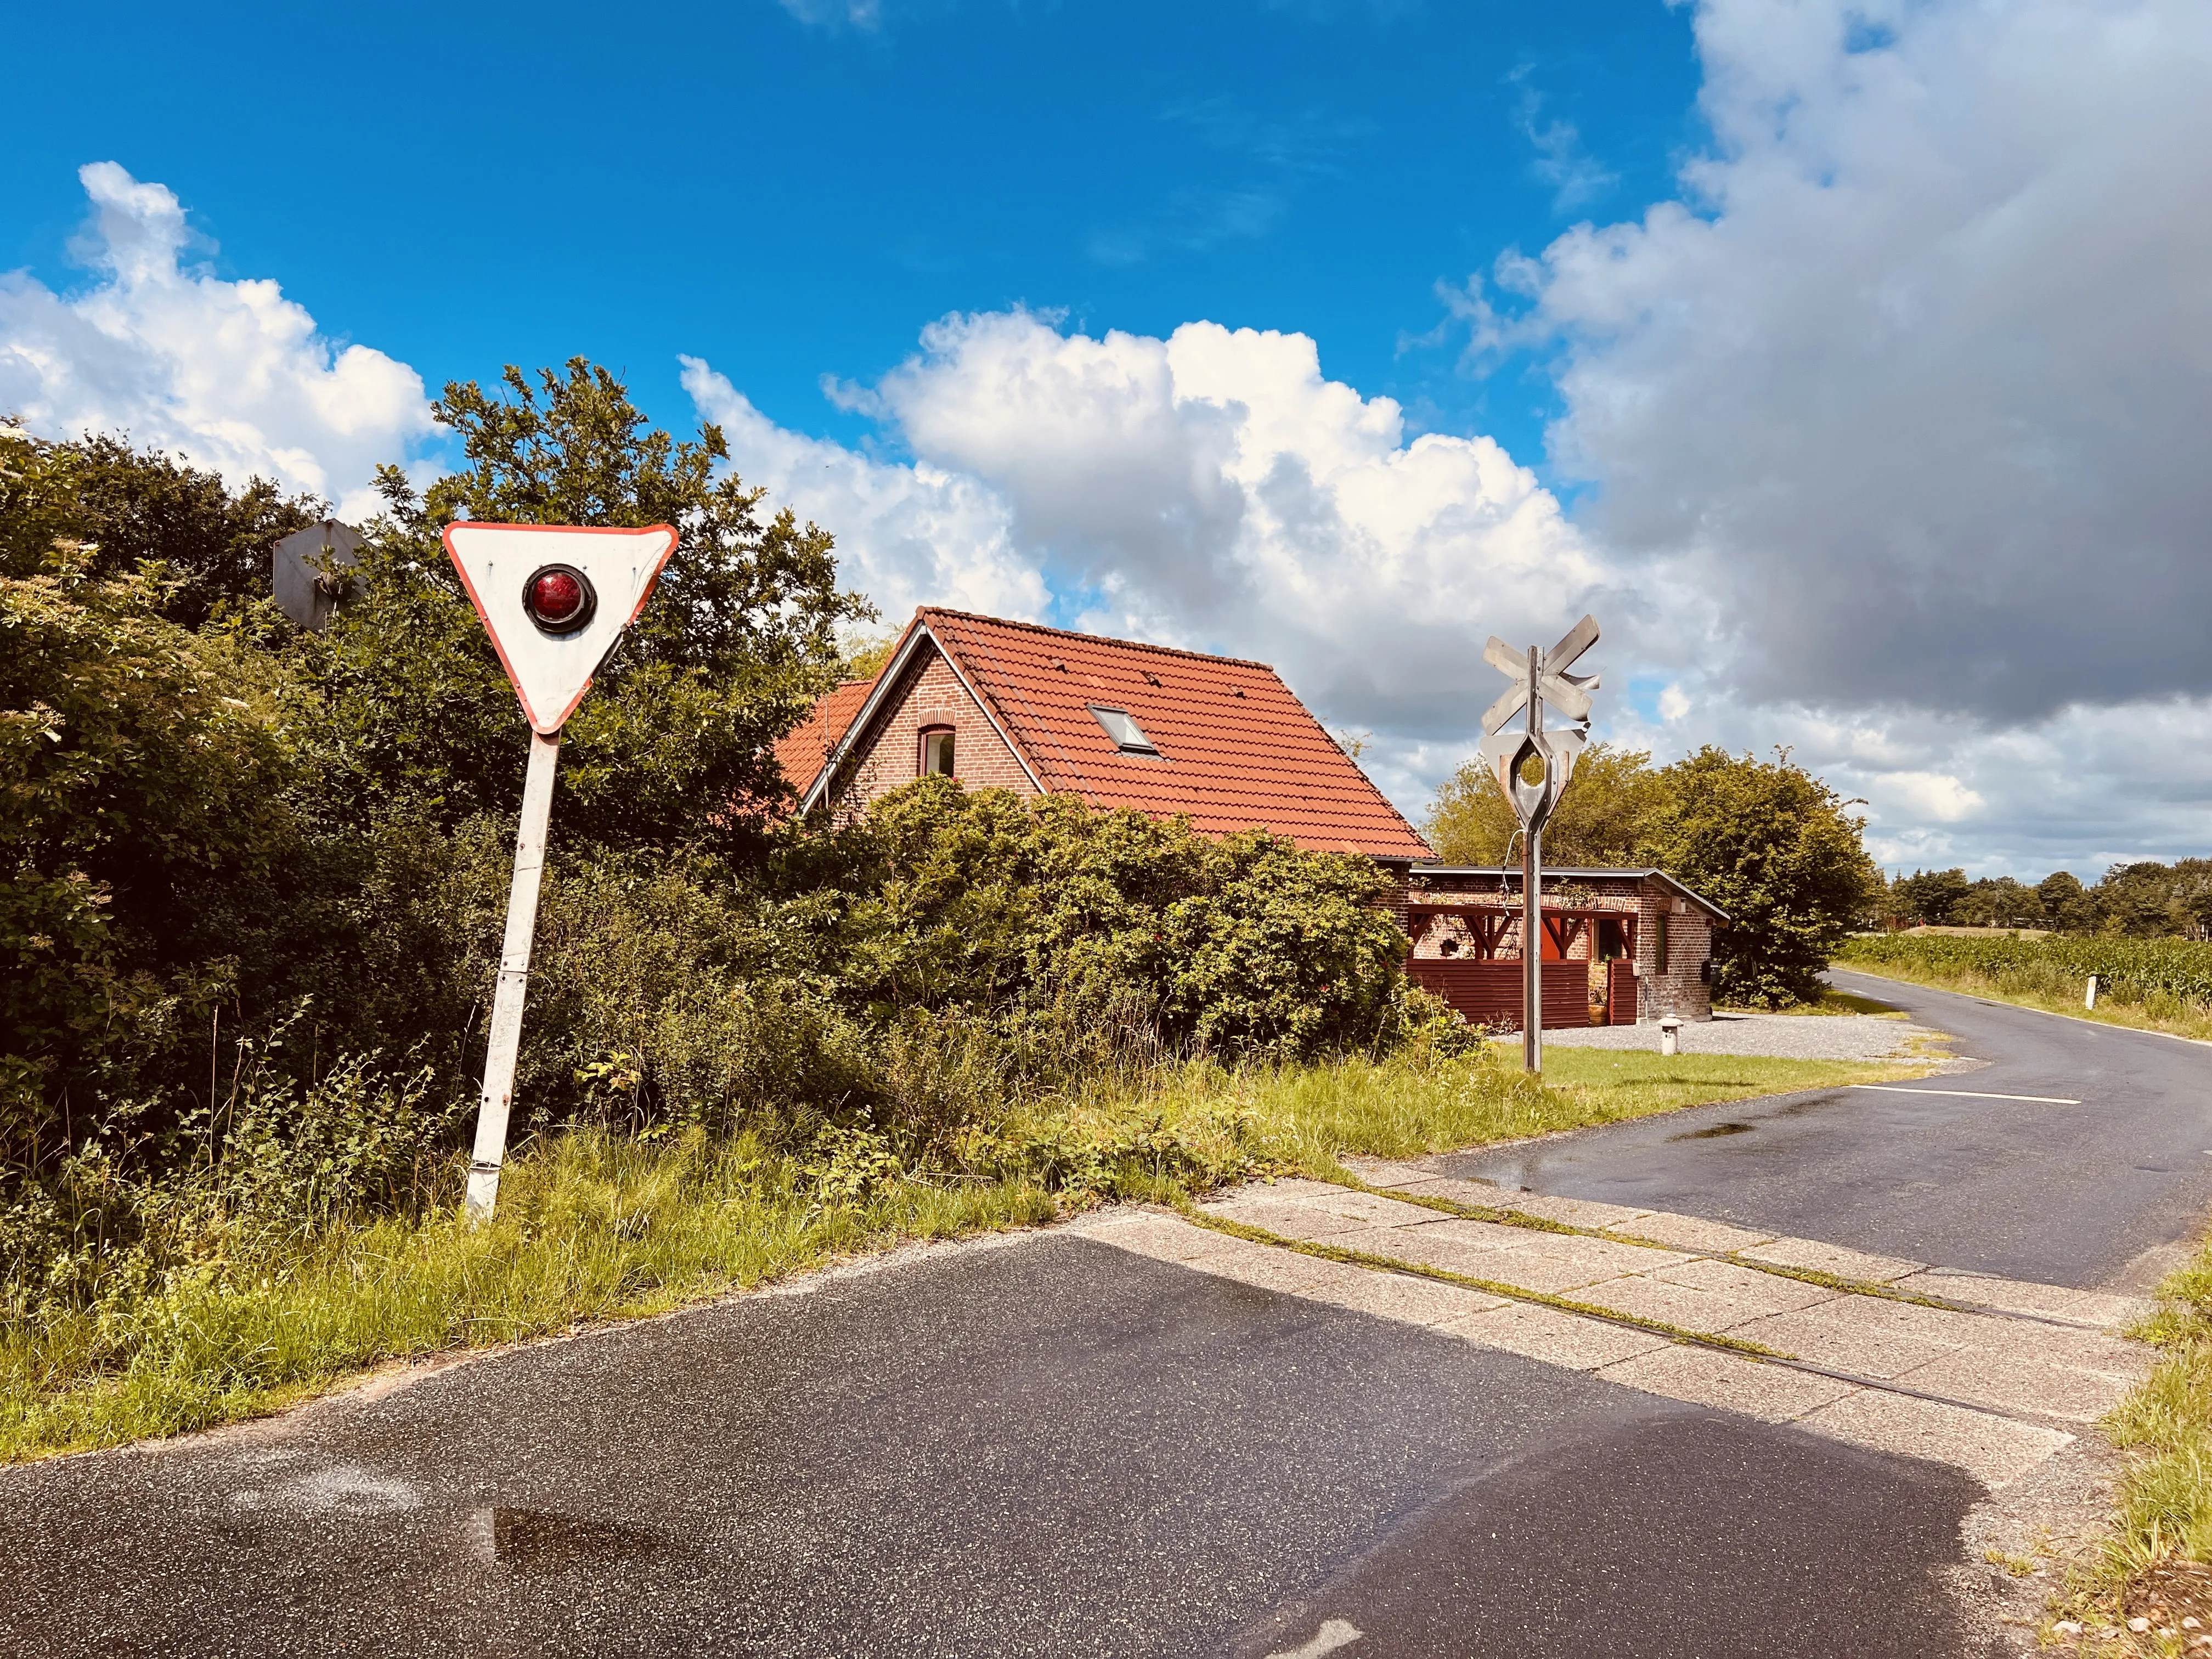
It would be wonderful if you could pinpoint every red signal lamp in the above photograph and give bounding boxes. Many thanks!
[523,564,595,634]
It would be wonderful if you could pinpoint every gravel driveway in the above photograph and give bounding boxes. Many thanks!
[1526,1010,1943,1061]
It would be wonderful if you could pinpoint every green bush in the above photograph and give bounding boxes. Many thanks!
[2,369,1434,1333]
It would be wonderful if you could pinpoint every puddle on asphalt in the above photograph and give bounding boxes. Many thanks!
[1669,1121,1756,1141]
[466,1505,667,1573]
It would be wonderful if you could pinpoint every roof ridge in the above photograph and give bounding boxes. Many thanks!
[914,606,1277,672]
[933,615,1091,797]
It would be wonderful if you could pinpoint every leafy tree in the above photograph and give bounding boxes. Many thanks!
[298,360,872,847]
[2086,859,2212,939]
[1643,747,1881,1006]
[1951,876,2040,929]
[2037,870,2097,932]
[1894,867,1971,926]
[0,543,298,1166]
[1423,742,1664,867]
[0,422,322,622]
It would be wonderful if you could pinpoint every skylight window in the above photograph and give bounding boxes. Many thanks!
[1089,705,1159,755]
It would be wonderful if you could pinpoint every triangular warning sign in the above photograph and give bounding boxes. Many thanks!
[443,522,678,733]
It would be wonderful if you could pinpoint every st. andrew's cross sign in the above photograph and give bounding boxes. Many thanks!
[444,521,678,1222]
[1477,613,1601,1073]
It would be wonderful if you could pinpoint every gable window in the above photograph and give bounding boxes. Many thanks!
[1088,705,1160,755]
[919,726,956,777]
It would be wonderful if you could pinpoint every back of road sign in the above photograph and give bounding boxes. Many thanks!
[444,522,679,733]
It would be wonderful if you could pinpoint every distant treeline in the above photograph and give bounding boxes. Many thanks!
[1878,862,2212,938]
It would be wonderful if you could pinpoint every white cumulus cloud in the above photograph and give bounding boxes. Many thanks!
[0,163,434,518]
[1492,0,2212,725]
[686,308,1635,813]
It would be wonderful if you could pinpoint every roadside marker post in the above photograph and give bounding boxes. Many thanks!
[442,521,679,1223]
[1479,614,1601,1074]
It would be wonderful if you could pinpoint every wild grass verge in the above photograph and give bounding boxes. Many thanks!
[0,1045,1924,1465]
[1837,939,2212,1045]
[2041,1235,2212,1654]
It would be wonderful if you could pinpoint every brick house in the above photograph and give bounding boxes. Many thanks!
[776,607,1728,1030]
[776,607,1436,868]
[1406,867,1729,1028]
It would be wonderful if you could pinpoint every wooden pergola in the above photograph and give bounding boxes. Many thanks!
[1405,899,1633,962]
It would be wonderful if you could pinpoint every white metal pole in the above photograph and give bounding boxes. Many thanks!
[1523,645,1544,1075]
[465,727,561,1224]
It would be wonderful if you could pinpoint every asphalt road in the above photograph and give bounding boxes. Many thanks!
[1,1235,1982,1659]
[11,971,2195,1657]
[1446,968,2212,1290]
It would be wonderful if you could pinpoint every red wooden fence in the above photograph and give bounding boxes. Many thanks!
[1608,956,1638,1025]
[1405,959,1593,1030]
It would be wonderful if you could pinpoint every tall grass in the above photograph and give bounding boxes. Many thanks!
[1838,933,2212,1041]
[0,1042,1919,1464]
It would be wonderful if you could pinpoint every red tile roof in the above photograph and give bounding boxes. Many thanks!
[799,607,1434,861]
[774,676,876,797]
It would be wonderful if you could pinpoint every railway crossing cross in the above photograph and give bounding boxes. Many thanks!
[443,520,678,1223]
[1479,613,1601,1073]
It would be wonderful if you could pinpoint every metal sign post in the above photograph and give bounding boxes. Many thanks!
[1479,615,1602,1074]
[442,521,679,1223]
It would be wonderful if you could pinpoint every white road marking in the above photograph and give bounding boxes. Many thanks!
[1268,1620,1364,1658]
[1850,1085,2081,1104]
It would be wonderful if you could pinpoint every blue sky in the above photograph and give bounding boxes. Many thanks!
[2,0,1698,473]
[6,1,2211,879]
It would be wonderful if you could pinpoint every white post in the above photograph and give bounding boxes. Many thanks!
[465,729,562,1224]
[1522,644,1544,1075]
[2084,975,2098,1011]
[1660,1017,1682,1057]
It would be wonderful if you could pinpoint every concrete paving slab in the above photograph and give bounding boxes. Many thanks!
[1201,1192,1380,1239]
[1300,1268,1512,1328]
[1351,1217,1537,1263]
[1953,1322,2155,1384]
[1191,1239,1351,1296]
[1463,1233,1697,1293]
[1619,1212,1780,1254]
[1796,1389,2075,1489]
[1888,1348,2140,1426]
[1389,1175,1524,1207]
[1649,1257,1843,1317]
[1068,1210,1245,1262]
[1593,1347,1861,1423]
[1364,1229,1543,1282]
[1443,1301,1673,1370]
[1496,1192,1660,1232]
[1728,1305,1961,1379]
[1890,1268,2147,1330]
[1292,1188,1453,1228]
[1573,1274,1781,1335]
[1738,1237,1926,1283]
[1335,1156,1437,1189]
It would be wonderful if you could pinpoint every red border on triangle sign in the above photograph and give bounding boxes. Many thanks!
[442,521,679,733]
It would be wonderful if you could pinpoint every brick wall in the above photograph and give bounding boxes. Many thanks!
[1407,870,1720,1022]
[839,644,1036,808]
[1634,895,1716,1022]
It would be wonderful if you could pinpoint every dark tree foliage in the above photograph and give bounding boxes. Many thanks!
[1949,876,2040,929]
[0,424,323,620]
[3,377,1436,1216]
[1893,867,1972,926]
[2085,859,2212,939]
[297,360,873,847]
[2037,870,2096,931]
[1643,747,1882,1007]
